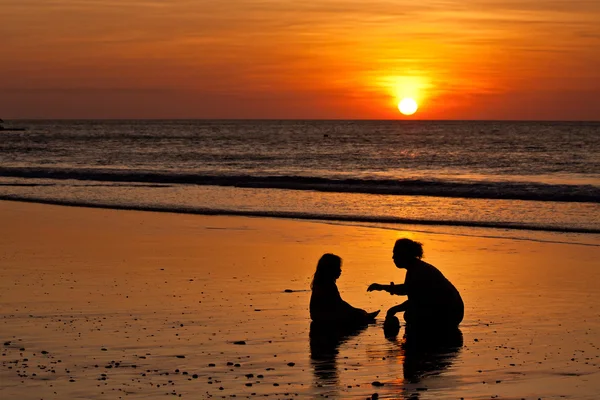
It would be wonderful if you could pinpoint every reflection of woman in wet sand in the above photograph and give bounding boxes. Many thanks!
[368,239,464,331]
[401,327,463,383]
[310,253,380,325]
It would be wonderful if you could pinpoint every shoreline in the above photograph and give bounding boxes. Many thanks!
[2,196,599,236]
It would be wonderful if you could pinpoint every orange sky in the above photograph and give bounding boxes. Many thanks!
[2,0,600,120]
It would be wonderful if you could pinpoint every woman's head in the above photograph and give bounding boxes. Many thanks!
[393,238,423,268]
[311,253,342,288]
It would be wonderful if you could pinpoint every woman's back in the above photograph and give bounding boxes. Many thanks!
[406,261,464,326]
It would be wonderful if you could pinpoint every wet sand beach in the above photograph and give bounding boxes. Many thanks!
[1,200,599,399]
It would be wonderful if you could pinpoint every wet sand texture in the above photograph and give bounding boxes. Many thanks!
[1,200,600,399]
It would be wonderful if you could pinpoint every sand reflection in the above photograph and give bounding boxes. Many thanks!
[309,322,367,389]
[401,327,463,382]
[385,327,463,398]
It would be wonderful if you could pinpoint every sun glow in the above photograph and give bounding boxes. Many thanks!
[376,75,430,116]
[398,98,418,115]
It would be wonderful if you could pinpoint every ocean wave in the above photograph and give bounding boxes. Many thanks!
[1,195,599,235]
[0,166,598,203]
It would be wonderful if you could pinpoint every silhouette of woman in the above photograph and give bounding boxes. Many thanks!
[368,239,464,331]
[310,253,379,325]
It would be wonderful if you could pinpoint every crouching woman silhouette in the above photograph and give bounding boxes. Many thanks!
[310,253,379,326]
[368,239,464,332]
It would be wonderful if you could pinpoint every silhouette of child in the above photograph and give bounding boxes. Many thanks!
[310,253,379,326]
[368,239,464,331]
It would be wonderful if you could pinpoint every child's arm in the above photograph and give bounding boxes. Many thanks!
[339,298,379,321]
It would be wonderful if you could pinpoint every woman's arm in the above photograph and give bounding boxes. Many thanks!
[386,300,409,317]
[367,282,408,296]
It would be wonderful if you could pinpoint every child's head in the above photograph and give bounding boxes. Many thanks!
[311,253,342,289]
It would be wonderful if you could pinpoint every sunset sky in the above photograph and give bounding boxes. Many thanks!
[2,0,600,120]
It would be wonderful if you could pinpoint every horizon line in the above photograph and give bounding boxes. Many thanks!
[5,118,600,123]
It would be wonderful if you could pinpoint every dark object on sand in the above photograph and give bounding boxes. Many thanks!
[383,315,400,338]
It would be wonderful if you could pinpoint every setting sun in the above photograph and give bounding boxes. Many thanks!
[398,98,418,116]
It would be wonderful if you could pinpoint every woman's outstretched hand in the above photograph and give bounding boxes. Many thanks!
[367,283,384,292]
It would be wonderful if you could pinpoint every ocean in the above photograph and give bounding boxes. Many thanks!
[1,119,599,238]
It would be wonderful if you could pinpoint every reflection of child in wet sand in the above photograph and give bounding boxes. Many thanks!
[310,254,380,325]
